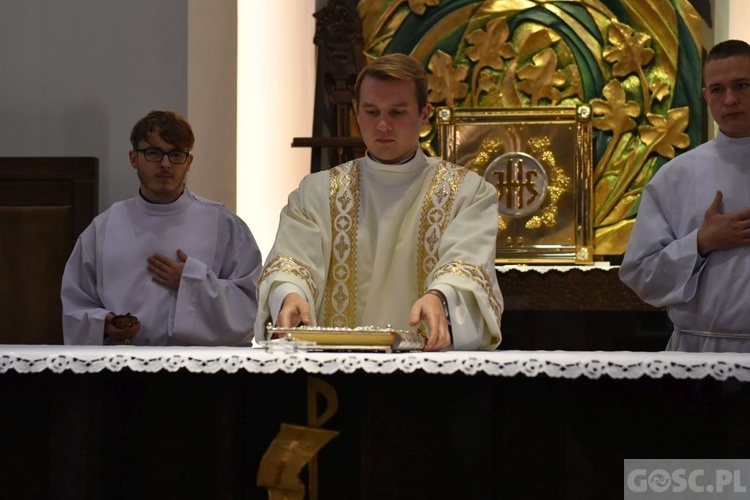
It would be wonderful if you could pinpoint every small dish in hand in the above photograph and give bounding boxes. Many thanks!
[113,313,138,329]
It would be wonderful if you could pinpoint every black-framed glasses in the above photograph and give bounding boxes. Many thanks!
[135,148,190,164]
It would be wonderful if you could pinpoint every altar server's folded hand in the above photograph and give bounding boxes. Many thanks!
[147,249,187,290]
[697,191,750,256]
[104,312,140,343]
[277,293,312,328]
[410,294,451,352]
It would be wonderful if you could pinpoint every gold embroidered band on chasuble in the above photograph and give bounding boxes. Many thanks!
[324,160,361,328]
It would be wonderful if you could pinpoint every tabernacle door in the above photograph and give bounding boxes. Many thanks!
[437,106,593,265]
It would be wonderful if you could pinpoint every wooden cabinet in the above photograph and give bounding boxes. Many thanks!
[0,158,97,344]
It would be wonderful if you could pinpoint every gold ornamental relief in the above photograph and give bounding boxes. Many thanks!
[476,141,571,234]
[487,151,550,220]
[356,0,704,256]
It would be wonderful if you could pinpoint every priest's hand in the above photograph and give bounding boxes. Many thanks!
[148,249,187,290]
[697,191,750,256]
[410,294,451,352]
[276,292,312,328]
[104,312,140,344]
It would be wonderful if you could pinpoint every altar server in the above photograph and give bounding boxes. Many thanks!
[256,54,503,351]
[62,110,262,345]
[620,40,750,352]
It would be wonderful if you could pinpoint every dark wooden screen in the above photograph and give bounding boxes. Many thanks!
[0,157,98,344]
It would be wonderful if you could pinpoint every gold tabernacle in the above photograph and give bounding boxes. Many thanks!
[437,105,593,264]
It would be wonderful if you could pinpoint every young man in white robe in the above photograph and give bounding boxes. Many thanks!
[62,110,262,345]
[255,54,503,351]
[620,40,750,352]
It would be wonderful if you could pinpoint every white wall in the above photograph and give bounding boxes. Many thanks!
[187,0,238,212]
[0,0,189,212]
[236,1,316,258]
[725,0,750,42]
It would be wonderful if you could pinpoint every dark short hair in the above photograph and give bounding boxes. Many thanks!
[354,53,428,110]
[130,110,195,151]
[706,39,750,64]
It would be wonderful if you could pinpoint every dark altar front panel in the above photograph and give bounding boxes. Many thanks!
[0,368,747,499]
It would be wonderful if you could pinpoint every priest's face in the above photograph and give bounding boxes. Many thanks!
[356,76,431,164]
[703,54,750,138]
[129,133,192,204]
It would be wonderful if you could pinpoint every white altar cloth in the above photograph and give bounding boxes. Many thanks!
[1,346,749,381]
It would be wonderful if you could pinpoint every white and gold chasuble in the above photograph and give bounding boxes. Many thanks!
[257,150,503,350]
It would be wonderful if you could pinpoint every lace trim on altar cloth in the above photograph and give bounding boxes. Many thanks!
[0,346,748,381]
[496,262,613,273]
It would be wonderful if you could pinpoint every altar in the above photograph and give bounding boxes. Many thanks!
[1,346,748,499]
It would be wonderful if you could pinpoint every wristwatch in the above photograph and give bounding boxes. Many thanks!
[426,289,453,340]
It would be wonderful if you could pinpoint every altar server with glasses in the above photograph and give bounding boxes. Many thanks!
[62,110,262,345]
